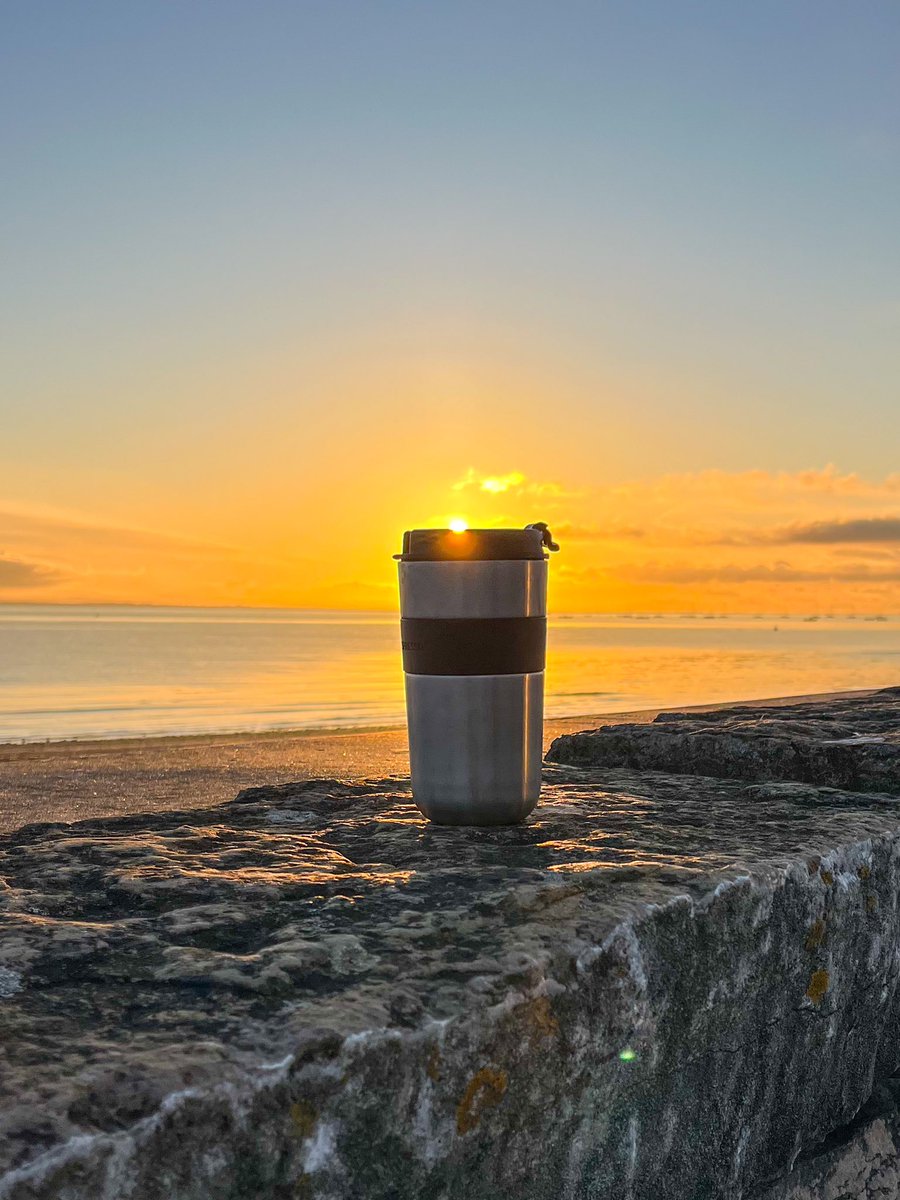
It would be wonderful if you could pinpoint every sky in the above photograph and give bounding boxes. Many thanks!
[2,1,899,613]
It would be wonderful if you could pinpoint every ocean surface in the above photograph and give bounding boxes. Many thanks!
[1,605,899,742]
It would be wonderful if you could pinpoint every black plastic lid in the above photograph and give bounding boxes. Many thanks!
[396,527,547,562]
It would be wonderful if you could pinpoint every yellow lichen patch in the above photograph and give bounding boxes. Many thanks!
[866,894,878,914]
[806,969,830,1006]
[456,1067,508,1135]
[519,995,559,1042]
[290,1100,317,1139]
[804,919,826,952]
[426,1045,442,1083]
[858,865,871,881]
[820,870,834,886]
[294,1176,313,1200]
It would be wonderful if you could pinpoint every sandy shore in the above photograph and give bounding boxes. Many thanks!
[0,689,878,833]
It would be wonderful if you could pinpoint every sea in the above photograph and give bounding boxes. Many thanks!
[1,604,899,743]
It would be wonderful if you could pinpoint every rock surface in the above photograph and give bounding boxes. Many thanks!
[753,1078,900,1200]
[546,688,900,793]
[3,701,900,1198]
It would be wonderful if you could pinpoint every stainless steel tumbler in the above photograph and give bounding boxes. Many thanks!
[396,524,557,825]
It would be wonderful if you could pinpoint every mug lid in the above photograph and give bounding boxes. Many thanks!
[395,527,547,562]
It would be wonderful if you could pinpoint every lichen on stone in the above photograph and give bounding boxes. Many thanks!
[291,1101,318,1140]
[806,969,830,1006]
[456,1067,509,1135]
[804,919,826,952]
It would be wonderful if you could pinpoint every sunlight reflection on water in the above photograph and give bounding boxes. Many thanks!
[1,606,899,742]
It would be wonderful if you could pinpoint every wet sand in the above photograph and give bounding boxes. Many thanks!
[0,689,877,833]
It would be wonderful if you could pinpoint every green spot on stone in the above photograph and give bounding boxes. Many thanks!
[619,1047,637,1062]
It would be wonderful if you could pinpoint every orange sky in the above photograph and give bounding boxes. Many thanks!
[4,8,900,617]
[3,465,900,614]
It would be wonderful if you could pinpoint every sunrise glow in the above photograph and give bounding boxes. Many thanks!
[1,6,897,617]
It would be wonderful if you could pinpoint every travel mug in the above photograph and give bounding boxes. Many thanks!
[396,524,558,825]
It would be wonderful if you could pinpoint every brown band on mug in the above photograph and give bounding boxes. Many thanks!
[400,616,547,676]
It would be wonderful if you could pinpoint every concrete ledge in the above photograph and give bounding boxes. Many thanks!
[3,697,900,1197]
[546,689,900,793]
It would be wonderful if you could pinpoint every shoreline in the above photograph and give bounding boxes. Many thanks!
[0,685,879,756]
[0,720,409,752]
[0,687,879,834]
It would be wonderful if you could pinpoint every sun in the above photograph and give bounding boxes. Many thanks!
[448,518,468,533]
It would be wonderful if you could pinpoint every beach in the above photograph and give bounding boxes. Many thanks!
[0,688,878,833]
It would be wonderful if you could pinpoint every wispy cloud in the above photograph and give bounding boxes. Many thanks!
[452,468,580,499]
[619,561,900,584]
[0,501,313,606]
[433,464,900,611]
[699,514,900,548]
[765,516,900,544]
[543,471,900,550]
[831,546,900,561]
[0,502,246,558]
[0,557,62,589]
[561,559,900,585]
[462,471,526,495]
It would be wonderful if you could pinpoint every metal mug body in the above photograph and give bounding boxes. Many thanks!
[399,558,547,824]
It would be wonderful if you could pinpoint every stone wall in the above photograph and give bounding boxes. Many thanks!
[2,691,900,1198]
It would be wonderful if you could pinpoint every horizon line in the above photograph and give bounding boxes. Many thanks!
[1,600,897,619]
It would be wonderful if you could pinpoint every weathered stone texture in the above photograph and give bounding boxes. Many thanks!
[753,1080,900,1199]
[2,711,900,1199]
[546,689,900,794]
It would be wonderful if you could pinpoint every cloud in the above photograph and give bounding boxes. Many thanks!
[617,561,900,584]
[707,515,900,548]
[0,502,246,559]
[452,468,580,500]
[766,516,900,544]
[831,546,900,561]
[737,466,900,499]
[0,558,62,589]
[0,500,315,605]
[476,472,526,495]
[450,466,900,540]
[608,467,900,518]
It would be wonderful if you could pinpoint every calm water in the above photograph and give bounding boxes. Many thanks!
[1,605,899,742]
